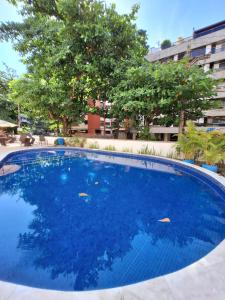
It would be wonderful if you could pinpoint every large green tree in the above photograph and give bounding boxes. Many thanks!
[109,59,218,134]
[1,0,148,135]
[0,65,17,123]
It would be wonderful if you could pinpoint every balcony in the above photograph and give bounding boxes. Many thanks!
[212,68,225,79]
[150,125,225,135]
[211,46,225,54]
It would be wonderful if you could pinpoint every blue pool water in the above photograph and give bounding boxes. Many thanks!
[0,149,225,291]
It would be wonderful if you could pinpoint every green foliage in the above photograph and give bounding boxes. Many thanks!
[138,127,156,141]
[103,145,116,151]
[138,145,160,156]
[161,39,172,50]
[150,59,218,132]
[0,65,17,122]
[65,137,86,148]
[18,126,30,134]
[109,59,218,133]
[2,0,148,135]
[88,141,99,149]
[176,121,202,160]
[166,151,179,160]
[177,121,225,165]
[199,130,225,165]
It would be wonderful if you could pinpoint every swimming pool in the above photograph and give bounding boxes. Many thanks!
[0,148,225,291]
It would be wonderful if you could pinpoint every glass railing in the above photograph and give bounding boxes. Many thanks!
[211,47,225,54]
[190,48,206,58]
[194,23,225,39]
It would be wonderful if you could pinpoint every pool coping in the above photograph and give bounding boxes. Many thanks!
[0,146,225,300]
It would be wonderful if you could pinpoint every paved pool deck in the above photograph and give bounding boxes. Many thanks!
[0,146,225,300]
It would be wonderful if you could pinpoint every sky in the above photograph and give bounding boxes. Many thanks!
[1,0,225,75]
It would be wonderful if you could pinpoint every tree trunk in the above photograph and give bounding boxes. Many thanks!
[62,117,70,136]
[113,119,120,139]
[144,116,152,127]
[178,110,185,134]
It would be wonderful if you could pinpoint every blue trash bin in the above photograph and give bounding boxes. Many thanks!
[57,137,65,145]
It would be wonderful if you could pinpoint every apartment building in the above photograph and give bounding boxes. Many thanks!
[146,20,225,141]
[70,100,119,138]
[70,99,135,139]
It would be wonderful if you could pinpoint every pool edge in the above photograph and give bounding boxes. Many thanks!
[0,146,225,300]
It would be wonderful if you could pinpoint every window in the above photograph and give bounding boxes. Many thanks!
[212,118,225,125]
[219,60,225,70]
[211,43,216,54]
[161,56,174,63]
[191,46,206,58]
[178,52,185,60]
[209,62,214,70]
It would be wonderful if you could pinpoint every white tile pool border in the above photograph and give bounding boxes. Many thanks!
[0,146,225,300]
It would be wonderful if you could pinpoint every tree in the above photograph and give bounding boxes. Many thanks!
[152,59,218,133]
[108,60,157,132]
[161,39,172,50]
[0,65,17,123]
[1,0,148,135]
[109,59,218,134]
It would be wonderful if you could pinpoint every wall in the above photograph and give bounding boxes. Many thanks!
[33,136,176,157]
[85,138,176,156]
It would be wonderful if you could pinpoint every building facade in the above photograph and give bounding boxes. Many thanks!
[70,100,137,139]
[146,20,225,140]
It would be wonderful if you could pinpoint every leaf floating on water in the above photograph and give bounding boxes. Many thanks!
[158,218,171,223]
[0,164,21,176]
[79,193,88,197]
[176,172,183,176]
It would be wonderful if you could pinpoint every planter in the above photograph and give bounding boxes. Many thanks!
[202,164,218,173]
[183,159,195,164]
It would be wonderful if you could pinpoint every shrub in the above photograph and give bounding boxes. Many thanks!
[199,130,225,165]
[88,142,99,149]
[176,121,202,160]
[122,148,133,153]
[138,127,156,141]
[65,137,86,148]
[166,151,179,160]
[138,146,158,155]
[176,121,225,166]
[104,145,116,151]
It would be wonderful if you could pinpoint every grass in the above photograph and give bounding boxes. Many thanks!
[103,145,116,151]
[138,145,164,157]
[138,146,156,155]
[122,148,133,153]
[88,142,100,149]
[166,151,179,160]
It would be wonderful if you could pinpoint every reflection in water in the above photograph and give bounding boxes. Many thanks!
[0,150,225,291]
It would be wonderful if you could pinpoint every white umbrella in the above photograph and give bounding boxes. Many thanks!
[0,120,18,128]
